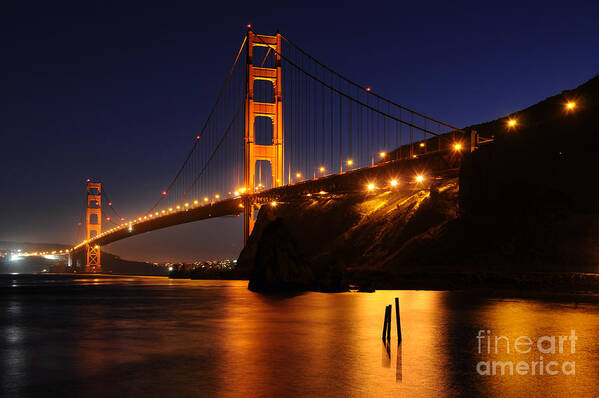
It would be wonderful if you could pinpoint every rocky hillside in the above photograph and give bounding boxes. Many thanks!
[239,180,460,291]
[238,75,599,292]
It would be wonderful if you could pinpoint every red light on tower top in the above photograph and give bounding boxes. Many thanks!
[247,24,252,29]
[86,178,91,182]
[365,87,371,92]
[108,202,112,206]
[162,191,167,196]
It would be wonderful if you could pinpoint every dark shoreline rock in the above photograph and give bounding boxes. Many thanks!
[237,75,599,294]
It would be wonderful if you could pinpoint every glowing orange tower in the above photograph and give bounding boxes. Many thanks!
[85,181,102,272]
[244,30,284,242]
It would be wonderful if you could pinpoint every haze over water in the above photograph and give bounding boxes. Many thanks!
[1,275,598,397]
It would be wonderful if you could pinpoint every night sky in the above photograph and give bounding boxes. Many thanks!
[1,1,598,262]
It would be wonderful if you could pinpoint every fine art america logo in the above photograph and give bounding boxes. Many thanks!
[475,330,577,376]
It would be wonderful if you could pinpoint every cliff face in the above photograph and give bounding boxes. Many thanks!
[239,75,599,291]
[240,180,460,291]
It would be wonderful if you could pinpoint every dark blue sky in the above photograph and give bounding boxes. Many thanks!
[1,1,598,262]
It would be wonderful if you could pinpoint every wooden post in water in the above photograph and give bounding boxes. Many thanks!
[395,297,402,344]
[382,305,389,341]
[386,305,391,343]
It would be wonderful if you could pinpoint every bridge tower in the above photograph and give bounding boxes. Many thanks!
[244,30,284,242]
[85,181,102,273]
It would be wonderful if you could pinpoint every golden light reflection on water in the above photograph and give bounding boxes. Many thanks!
[1,276,599,397]
[474,299,599,397]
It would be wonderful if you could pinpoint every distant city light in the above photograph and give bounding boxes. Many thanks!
[419,142,425,148]
[566,101,576,110]
[319,166,325,172]
[379,152,386,158]
[453,143,462,151]
[271,201,277,207]
[296,173,302,178]
[507,118,517,128]
[346,159,353,166]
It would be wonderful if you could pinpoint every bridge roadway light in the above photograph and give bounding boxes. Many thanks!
[566,101,576,110]
[379,152,386,158]
[204,197,209,202]
[319,166,325,173]
[507,118,517,128]
[296,173,302,179]
[346,159,353,167]
[419,142,425,148]
[367,183,375,191]
[271,201,277,207]
[390,179,398,187]
[453,143,462,151]
[416,175,424,183]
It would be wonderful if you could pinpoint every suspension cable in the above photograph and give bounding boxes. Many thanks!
[280,34,463,133]
[147,34,248,214]
[250,30,448,137]
[178,98,245,204]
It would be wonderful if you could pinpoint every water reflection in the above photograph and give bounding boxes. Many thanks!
[396,343,402,382]
[0,275,598,397]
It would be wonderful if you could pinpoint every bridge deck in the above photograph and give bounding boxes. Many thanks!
[74,148,462,251]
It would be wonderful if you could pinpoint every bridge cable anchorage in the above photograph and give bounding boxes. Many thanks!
[252,33,449,139]
[146,34,248,214]
[280,34,463,134]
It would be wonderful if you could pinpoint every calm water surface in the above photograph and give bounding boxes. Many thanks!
[1,274,598,397]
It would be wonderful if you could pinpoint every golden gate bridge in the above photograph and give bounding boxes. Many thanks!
[20,28,477,271]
